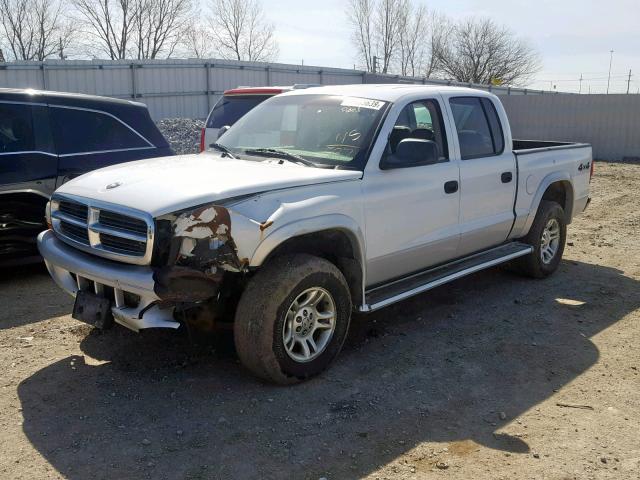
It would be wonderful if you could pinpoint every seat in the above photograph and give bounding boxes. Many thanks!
[411,128,435,141]
[389,126,411,153]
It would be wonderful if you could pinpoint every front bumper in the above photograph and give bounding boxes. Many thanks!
[37,230,179,331]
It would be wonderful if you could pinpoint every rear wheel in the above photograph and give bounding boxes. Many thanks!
[516,200,567,278]
[234,254,352,384]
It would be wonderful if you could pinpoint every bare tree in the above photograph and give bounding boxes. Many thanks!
[436,17,540,86]
[182,22,215,59]
[347,0,406,74]
[71,0,137,59]
[132,0,193,59]
[0,0,73,61]
[422,12,452,78]
[347,0,375,71]
[396,1,427,77]
[207,0,278,62]
[374,0,404,74]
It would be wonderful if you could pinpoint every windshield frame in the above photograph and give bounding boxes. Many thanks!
[216,93,392,171]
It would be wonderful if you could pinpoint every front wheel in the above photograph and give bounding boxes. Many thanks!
[234,254,352,384]
[516,200,567,278]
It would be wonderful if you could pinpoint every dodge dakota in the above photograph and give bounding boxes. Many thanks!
[38,85,592,383]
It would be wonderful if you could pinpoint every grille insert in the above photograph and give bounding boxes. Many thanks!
[58,200,88,221]
[99,211,148,235]
[59,221,89,244]
[100,233,146,255]
[51,196,153,265]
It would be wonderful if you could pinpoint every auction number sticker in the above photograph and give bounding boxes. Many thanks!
[340,97,385,110]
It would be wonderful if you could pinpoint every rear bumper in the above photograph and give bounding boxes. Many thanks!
[37,230,179,331]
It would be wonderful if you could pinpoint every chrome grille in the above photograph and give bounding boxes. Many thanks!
[51,195,154,265]
[98,210,148,235]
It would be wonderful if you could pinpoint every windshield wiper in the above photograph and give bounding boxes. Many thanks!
[243,148,316,167]
[209,142,237,159]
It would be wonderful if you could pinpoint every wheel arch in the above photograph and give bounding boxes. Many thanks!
[250,215,366,309]
[522,173,575,235]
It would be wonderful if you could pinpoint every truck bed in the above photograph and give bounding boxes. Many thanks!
[513,139,590,153]
[510,139,592,238]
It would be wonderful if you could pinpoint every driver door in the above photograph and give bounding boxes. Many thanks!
[362,97,461,286]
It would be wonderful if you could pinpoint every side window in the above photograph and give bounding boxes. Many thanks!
[449,97,496,159]
[385,99,449,163]
[51,107,149,155]
[0,103,35,153]
[480,98,505,154]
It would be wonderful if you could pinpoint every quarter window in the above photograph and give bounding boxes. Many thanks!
[450,97,504,159]
[51,107,149,155]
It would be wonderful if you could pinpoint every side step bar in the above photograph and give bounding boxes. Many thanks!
[361,242,533,312]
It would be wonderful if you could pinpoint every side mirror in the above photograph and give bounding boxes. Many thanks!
[381,138,439,170]
[217,125,230,139]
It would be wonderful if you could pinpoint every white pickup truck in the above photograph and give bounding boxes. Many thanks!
[38,85,592,384]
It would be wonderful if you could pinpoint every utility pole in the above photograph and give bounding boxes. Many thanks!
[579,74,583,94]
[606,49,614,94]
[58,37,66,60]
[627,69,632,94]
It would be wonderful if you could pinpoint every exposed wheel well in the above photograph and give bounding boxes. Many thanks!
[263,229,364,308]
[541,181,573,222]
[0,192,48,223]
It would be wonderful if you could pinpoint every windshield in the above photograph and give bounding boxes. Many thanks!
[216,94,389,169]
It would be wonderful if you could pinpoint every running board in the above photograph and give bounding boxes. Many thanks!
[361,242,533,312]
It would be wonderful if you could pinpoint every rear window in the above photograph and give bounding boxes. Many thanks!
[206,95,272,128]
[51,107,149,155]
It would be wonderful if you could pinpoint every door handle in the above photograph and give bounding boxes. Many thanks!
[444,180,459,194]
[501,172,513,183]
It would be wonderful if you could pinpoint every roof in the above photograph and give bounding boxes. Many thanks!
[224,87,290,96]
[280,83,496,103]
[0,88,147,109]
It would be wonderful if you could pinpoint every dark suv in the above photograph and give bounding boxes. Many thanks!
[0,88,173,265]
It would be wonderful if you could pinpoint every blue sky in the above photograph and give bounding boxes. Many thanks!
[267,0,640,93]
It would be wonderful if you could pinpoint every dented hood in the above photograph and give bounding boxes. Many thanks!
[56,153,362,217]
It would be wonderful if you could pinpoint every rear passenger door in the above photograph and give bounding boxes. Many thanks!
[0,101,57,257]
[0,102,57,188]
[447,96,516,256]
[51,106,157,186]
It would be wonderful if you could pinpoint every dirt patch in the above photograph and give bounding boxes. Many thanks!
[0,161,639,479]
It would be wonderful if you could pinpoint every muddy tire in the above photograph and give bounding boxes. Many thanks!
[234,254,352,384]
[516,200,567,278]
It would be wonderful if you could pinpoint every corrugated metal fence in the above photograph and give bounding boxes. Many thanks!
[0,58,552,120]
[501,94,640,160]
[1,58,638,159]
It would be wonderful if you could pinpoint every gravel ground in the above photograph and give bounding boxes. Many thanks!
[156,118,204,155]
[0,161,639,480]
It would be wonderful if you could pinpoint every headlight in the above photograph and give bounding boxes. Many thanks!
[45,201,52,229]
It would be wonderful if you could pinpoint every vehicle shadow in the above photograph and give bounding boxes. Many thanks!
[17,260,639,479]
[0,263,73,329]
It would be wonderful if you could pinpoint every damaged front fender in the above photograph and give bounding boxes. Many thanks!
[152,204,259,304]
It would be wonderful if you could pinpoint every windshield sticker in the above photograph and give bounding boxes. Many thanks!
[340,97,385,110]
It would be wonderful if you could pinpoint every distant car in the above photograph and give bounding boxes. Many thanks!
[0,88,174,265]
[201,85,318,151]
